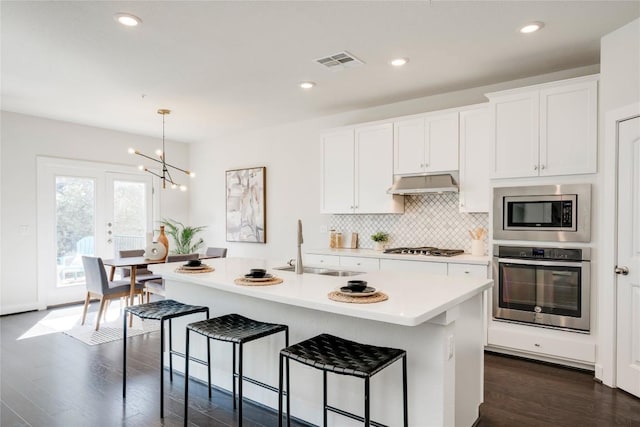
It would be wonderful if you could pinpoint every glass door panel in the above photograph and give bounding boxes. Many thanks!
[106,173,152,259]
[55,176,96,287]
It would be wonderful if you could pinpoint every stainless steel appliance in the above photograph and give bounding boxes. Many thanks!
[493,245,591,332]
[383,247,464,257]
[493,184,591,242]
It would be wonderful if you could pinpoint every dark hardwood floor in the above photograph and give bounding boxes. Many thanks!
[1,306,639,426]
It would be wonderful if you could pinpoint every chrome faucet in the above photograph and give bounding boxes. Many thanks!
[295,219,303,274]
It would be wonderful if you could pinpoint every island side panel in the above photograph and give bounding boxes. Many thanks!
[454,292,484,426]
[165,278,480,426]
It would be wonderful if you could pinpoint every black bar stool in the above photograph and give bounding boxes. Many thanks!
[278,333,408,427]
[184,313,289,427]
[123,299,209,418]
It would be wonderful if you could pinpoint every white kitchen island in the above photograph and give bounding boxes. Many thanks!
[150,257,493,427]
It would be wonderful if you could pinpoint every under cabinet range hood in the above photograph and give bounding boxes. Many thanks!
[387,173,459,195]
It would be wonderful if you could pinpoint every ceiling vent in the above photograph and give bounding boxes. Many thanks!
[314,51,365,71]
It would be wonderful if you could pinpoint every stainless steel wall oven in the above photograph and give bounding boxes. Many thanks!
[493,245,591,332]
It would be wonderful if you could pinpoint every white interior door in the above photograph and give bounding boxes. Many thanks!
[37,158,153,307]
[616,114,640,398]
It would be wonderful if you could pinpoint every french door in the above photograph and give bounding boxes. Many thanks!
[37,158,153,307]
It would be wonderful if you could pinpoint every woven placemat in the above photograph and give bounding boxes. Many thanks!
[328,291,388,304]
[175,265,215,274]
[234,277,283,286]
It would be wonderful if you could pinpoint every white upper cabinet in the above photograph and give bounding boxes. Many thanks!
[321,123,403,214]
[394,111,459,175]
[488,75,598,179]
[320,129,354,214]
[459,105,492,212]
[539,81,598,176]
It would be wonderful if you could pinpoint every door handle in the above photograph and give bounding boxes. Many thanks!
[615,266,629,275]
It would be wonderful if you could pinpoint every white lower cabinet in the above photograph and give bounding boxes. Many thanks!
[379,259,448,275]
[487,323,596,365]
[447,263,488,278]
[304,253,340,267]
[339,256,379,271]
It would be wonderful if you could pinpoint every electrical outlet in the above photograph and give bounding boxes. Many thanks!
[319,225,328,233]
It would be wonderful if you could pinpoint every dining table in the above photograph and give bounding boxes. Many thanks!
[102,254,223,307]
[102,256,166,307]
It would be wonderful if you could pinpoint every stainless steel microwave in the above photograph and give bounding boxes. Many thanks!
[493,184,591,242]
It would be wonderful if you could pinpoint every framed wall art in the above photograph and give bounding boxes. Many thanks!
[225,166,266,243]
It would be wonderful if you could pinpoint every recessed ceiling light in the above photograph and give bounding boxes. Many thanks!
[114,13,142,27]
[299,81,316,89]
[391,58,409,67]
[520,22,544,34]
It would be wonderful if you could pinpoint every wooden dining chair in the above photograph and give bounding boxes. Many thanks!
[144,253,200,302]
[81,256,145,331]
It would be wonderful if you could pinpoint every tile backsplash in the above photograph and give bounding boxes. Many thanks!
[330,193,489,253]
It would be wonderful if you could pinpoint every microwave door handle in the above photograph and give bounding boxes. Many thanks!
[497,258,586,268]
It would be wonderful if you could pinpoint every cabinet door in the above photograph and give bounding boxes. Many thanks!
[320,130,354,214]
[305,253,340,267]
[491,91,539,178]
[339,256,380,271]
[393,118,425,175]
[355,123,403,213]
[447,263,488,278]
[379,258,448,274]
[425,112,459,172]
[539,79,597,176]
[459,106,491,212]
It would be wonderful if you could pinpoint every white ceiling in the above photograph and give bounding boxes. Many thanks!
[2,1,639,143]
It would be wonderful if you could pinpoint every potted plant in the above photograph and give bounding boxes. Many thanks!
[371,232,389,251]
[160,218,207,254]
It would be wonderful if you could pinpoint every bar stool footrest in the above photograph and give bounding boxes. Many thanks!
[326,405,388,427]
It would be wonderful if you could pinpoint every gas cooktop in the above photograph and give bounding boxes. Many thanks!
[383,247,465,257]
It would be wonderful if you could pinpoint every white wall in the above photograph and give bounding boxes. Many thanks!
[190,65,598,263]
[597,17,640,386]
[0,112,191,314]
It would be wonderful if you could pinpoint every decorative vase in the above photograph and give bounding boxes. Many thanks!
[374,241,385,251]
[157,225,169,260]
[144,241,167,261]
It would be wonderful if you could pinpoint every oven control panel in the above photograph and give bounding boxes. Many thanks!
[494,245,589,262]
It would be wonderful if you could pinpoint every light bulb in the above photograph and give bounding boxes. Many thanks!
[137,165,144,171]
[390,58,408,67]
[114,13,142,27]
[189,172,196,178]
[299,81,316,89]
[180,185,187,192]
[128,148,136,154]
[170,183,178,189]
[155,149,163,157]
[520,22,544,34]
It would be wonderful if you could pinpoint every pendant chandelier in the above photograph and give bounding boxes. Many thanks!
[128,109,194,191]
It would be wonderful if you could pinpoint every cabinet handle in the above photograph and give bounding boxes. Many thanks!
[533,165,538,170]
[424,163,429,168]
[540,164,545,170]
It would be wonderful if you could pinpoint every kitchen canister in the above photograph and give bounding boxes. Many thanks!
[471,239,484,256]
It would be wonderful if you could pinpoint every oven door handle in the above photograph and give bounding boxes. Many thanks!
[497,258,586,268]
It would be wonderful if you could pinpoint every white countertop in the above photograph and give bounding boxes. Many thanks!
[150,257,493,327]
[305,247,491,265]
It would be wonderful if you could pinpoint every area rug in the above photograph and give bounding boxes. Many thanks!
[63,309,160,346]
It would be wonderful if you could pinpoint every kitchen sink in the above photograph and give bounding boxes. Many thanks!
[273,266,363,276]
